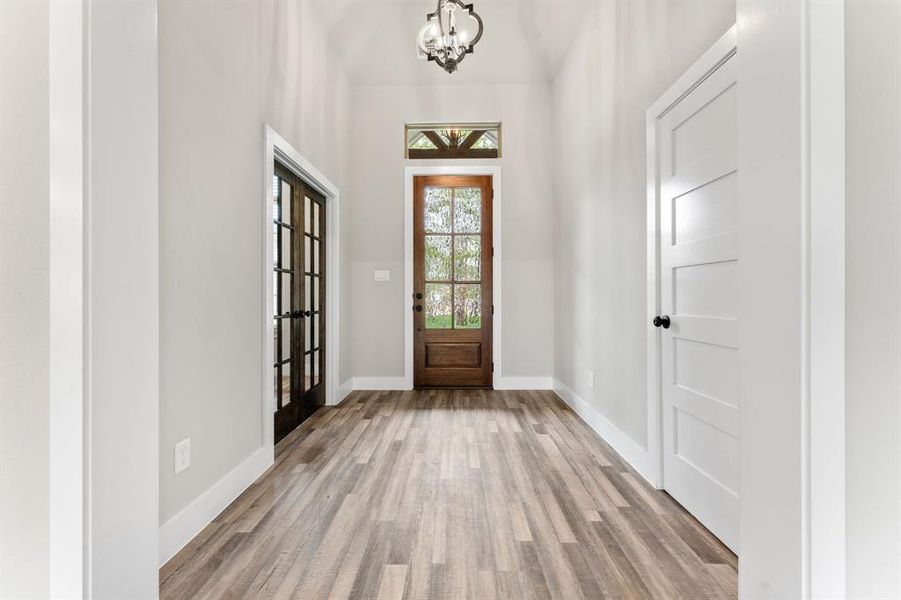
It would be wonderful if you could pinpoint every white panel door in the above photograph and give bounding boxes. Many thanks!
[658,55,739,552]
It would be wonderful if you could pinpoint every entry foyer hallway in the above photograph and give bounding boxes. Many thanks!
[160,391,736,599]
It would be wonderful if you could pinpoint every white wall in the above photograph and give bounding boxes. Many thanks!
[86,1,160,596]
[0,1,51,596]
[159,0,351,527]
[845,0,901,596]
[551,1,735,447]
[347,84,554,381]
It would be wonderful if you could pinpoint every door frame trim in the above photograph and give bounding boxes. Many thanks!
[263,125,342,455]
[645,25,737,490]
[404,166,502,390]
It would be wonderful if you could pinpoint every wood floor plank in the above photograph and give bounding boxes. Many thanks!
[160,390,737,600]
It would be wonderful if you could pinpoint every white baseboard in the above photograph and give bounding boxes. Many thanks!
[352,376,411,391]
[159,446,273,567]
[552,379,655,487]
[496,376,554,390]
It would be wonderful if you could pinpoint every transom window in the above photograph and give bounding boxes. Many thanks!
[405,122,501,159]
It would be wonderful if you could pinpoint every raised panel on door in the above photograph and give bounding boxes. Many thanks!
[413,175,493,388]
[658,53,739,552]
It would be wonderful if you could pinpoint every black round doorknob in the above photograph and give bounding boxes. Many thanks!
[415,292,423,300]
[653,315,671,329]
[291,310,302,319]
[415,305,423,312]
[304,310,312,317]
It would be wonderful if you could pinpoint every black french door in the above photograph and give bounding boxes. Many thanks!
[273,162,326,444]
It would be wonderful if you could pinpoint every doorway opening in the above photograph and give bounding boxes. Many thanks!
[272,163,327,443]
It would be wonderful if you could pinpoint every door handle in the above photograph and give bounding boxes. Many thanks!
[304,310,311,317]
[653,315,671,329]
[415,292,423,300]
[291,310,303,319]
[414,305,423,312]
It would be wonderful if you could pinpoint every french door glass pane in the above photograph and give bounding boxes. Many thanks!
[306,312,312,353]
[273,224,279,267]
[453,188,481,233]
[280,273,291,315]
[303,354,312,392]
[280,181,292,223]
[454,236,480,281]
[313,201,320,237]
[280,320,291,361]
[305,235,311,273]
[311,350,319,387]
[272,176,279,220]
[454,284,481,329]
[272,320,278,363]
[305,275,312,311]
[425,235,451,280]
[313,240,321,275]
[281,227,291,270]
[273,273,278,314]
[305,196,311,232]
[280,362,291,405]
[424,187,452,233]
[425,283,452,329]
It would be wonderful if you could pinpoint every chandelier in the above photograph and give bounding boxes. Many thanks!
[416,0,484,74]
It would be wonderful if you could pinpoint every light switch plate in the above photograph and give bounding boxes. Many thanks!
[174,438,191,475]
[374,269,391,282]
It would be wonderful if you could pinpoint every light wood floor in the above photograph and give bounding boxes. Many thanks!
[160,390,737,599]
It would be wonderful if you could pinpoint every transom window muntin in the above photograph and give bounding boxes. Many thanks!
[405,122,501,159]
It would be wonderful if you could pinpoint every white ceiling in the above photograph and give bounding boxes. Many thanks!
[305,0,594,86]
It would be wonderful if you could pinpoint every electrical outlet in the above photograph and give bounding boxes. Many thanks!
[174,438,191,475]
[587,370,595,388]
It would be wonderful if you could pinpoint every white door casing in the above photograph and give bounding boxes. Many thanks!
[649,30,739,552]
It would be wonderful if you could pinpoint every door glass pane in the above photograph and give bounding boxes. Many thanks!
[311,350,319,387]
[425,235,451,280]
[313,314,320,350]
[280,181,292,223]
[303,353,311,392]
[280,320,291,361]
[281,226,291,270]
[313,239,321,275]
[272,176,280,221]
[273,320,279,362]
[273,368,280,411]
[306,312,312,352]
[454,236,480,281]
[425,283,452,329]
[305,275,312,312]
[305,235,311,273]
[273,273,278,314]
[424,187,452,233]
[281,362,291,405]
[313,201,320,238]
[273,224,279,267]
[453,187,481,233]
[454,284,481,329]
[280,273,291,315]
[305,196,311,233]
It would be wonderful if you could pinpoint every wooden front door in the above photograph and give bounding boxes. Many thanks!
[414,175,493,388]
[273,162,326,444]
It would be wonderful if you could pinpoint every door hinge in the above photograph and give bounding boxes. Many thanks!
[491,304,495,315]
[491,362,494,373]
